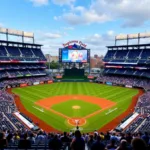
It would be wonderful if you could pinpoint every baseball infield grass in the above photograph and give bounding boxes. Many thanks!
[12,82,138,132]
[51,100,101,117]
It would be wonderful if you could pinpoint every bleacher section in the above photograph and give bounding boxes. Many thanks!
[103,44,150,78]
[0,40,47,80]
[98,41,150,134]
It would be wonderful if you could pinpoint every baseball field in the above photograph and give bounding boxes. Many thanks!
[12,82,138,132]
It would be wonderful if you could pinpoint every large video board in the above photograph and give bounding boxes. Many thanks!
[60,49,89,63]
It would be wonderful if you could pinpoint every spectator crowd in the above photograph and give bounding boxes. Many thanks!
[0,129,150,150]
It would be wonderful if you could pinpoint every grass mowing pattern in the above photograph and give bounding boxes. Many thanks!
[51,100,101,117]
[12,82,138,132]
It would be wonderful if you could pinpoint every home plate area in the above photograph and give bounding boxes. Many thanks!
[68,118,86,126]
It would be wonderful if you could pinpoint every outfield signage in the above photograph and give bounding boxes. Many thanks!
[63,40,87,48]
[106,82,112,86]
[56,75,63,79]
[20,83,27,87]
[88,76,94,79]
[48,80,53,84]
[33,82,39,85]
[125,85,132,88]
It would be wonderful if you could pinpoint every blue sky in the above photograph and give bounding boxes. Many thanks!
[0,0,150,56]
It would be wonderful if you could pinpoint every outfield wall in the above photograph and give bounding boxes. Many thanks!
[6,80,53,89]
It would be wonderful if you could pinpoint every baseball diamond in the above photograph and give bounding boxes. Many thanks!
[12,82,139,132]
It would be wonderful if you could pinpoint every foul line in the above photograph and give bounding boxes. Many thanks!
[37,103,116,120]
[84,103,116,119]
[33,106,44,112]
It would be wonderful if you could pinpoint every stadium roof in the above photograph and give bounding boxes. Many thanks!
[107,43,150,49]
[0,40,42,47]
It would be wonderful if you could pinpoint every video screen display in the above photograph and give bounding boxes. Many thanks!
[62,49,88,63]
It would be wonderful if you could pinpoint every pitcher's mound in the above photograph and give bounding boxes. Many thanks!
[68,118,86,126]
[72,105,81,109]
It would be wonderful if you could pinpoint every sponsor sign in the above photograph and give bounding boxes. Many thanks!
[88,76,94,79]
[56,75,62,79]
[48,80,53,84]
[106,82,112,85]
[125,85,132,88]
[63,40,87,48]
[33,82,39,85]
[20,83,27,87]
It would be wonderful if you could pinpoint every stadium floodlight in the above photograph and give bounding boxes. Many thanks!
[24,32,34,38]
[140,32,150,38]
[115,32,150,45]
[0,27,34,43]
[8,29,23,36]
[128,33,139,39]
[0,27,7,33]
[116,34,127,40]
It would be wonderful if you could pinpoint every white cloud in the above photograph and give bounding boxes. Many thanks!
[0,23,4,27]
[107,30,114,36]
[34,30,66,55]
[52,0,75,6]
[91,0,150,27]
[56,0,150,27]
[63,27,74,30]
[37,31,63,40]
[29,0,49,6]
[82,31,115,56]
[54,16,58,21]
[44,33,62,39]
[35,29,115,56]
[62,6,111,25]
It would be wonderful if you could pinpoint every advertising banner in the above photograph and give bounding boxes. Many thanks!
[88,76,94,79]
[40,81,44,84]
[28,83,33,86]
[33,82,39,85]
[20,83,27,87]
[106,82,112,86]
[48,80,53,84]
[56,76,62,79]
[125,85,132,88]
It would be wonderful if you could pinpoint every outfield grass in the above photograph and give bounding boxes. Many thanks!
[12,82,138,132]
[51,100,101,117]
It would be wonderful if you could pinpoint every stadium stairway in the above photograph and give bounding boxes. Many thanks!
[134,117,147,132]
[2,112,18,130]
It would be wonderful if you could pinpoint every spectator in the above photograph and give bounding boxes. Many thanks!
[49,134,62,150]
[18,133,31,149]
[28,132,35,144]
[116,139,131,150]
[70,130,85,150]
[125,133,132,144]
[141,132,149,145]
[0,132,8,149]
[106,139,117,150]
[131,138,147,150]
[110,132,118,143]
[91,136,105,150]
[61,132,70,149]
[87,135,95,150]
